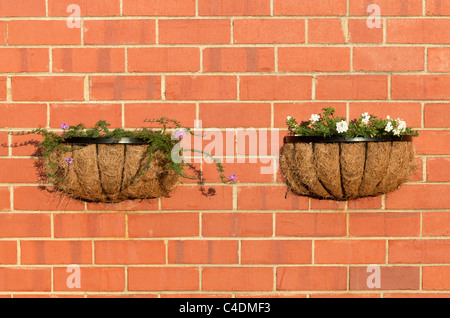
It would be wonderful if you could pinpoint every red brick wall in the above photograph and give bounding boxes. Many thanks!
[0,0,449,297]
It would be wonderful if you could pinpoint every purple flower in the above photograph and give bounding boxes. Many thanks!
[60,123,69,130]
[65,158,74,165]
[176,131,186,139]
[229,174,237,182]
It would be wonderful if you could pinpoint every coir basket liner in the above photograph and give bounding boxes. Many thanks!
[280,135,416,201]
[46,137,181,203]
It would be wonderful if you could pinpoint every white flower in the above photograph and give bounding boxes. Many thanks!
[386,115,390,120]
[361,112,370,125]
[397,119,407,132]
[336,120,348,134]
[385,121,393,132]
[393,127,401,136]
[309,114,320,122]
[286,116,292,121]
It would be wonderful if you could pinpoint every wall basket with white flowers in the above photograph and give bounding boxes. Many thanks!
[281,107,419,201]
[17,118,233,203]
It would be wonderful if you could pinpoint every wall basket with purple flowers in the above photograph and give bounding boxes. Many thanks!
[19,118,229,203]
[280,108,419,201]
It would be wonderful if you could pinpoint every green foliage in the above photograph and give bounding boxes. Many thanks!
[286,107,419,138]
[15,118,231,186]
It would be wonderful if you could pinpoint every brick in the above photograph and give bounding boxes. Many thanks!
[200,103,270,128]
[0,213,50,237]
[424,103,450,128]
[348,19,383,43]
[9,20,81,45]
[95,241,165,265]
[423,213,450,236]
[199,0,270,16]
[390,240,450,264]
[15,294,84,298]
[0,0,46,16]
[129,267,199,291]
[54,213,125,238]
[353,47,424,72]
[277,267,347,291]
[274,0,346,15]
[90,76,161,101]
[310,293,380,298]
[128,47,200,72]
[0,241,17,264]
[14,187,85,211]
[347,197,381,210]
[202,213,272,237]
[162,186,232,210]
[86,199,158,211]
[0,104,47,128]
[203,267,273,291]
[238,186,308,210]
[350,213,420,237]
[159,19,230,44]
[315,240,386,264]
[387,19,450,44]
[168,240,238,264]
[350,266,420,290]
[0,268,51,292]
[125,103,196,128]
[0,159,39,183]
[88,294,158,298]
[12,77,84,102]
[279,47,350,72]
[384,293,450,298]
[240,76,312,101]
[49,0,121,16]
[0,133,8,156]
[50,103,121,129]
[308,19,346,43]
[236,293,307,298]
[11,134,43,157]
[427,158,450,182]
[311,200,347,211]
[21,241,92,265]
[0,22,6,45]
[166,75,236,100]
[53,267,125,291]
[276,213,347,237]
[203,47,274,72]
[423,267,450,290]
[413,131,450,155]
[274,103,346,128]
[350,0,422,15]
[123,0,195,16]
[349,103,422,128]
[241,240,312,264]
[0,48,48,73]
[84,20,155,44]
[203,161,274,183]
[392,75,450,100]
[128,213,199,238]
[428,48,450,72]
[0,188,9,211]
[0,77,6,101]
[427,0,450,15]
[316,75,388,100]
[161,293,231,298]
[53,48,125,73]
[234,19,305,44]
[385,184,450,209]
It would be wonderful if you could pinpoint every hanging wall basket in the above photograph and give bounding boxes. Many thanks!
[47,137,182,203]
[280,135,416,201]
